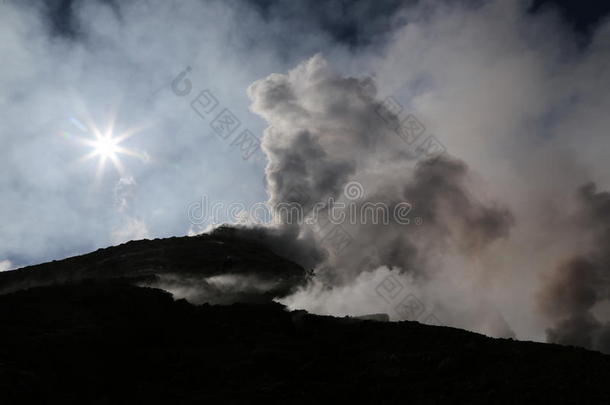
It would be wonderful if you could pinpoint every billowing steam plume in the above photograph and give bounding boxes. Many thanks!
[538,183,610,352]
[228,0,610,352]
[236,54,517,338]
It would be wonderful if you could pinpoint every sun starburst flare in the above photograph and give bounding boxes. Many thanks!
[66,116,149,180]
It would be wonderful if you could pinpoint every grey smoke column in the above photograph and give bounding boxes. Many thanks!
[538,183,610,353]
[247,55,514,288]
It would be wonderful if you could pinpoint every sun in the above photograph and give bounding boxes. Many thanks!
[92,133,120,159]
[68,116,148,179]
[82,127,129,176]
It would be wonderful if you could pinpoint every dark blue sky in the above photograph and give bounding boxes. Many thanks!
[41,0,610,45]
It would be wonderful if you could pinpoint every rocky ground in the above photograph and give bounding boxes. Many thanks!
[1,232,609,403]
[0,281,609,404]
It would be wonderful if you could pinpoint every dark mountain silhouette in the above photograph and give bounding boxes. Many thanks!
[0,227,308,302]
[0,232,609,403]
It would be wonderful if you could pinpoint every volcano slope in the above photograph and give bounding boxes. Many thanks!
[0,227,307,303]
[0,234,609,403]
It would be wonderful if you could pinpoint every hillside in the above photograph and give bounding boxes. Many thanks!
[1,233,609,403]
[0,281,609,404]
[0,228,307,303]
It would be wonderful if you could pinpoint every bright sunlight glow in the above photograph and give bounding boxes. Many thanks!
[69,115,148,181]
[93,134,119,159]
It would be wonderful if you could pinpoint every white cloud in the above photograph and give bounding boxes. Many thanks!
[0,260,13,272]
[111,218,150,245]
